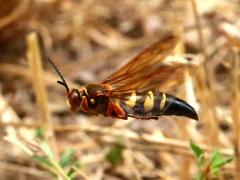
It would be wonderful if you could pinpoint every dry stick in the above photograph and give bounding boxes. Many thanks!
[190,0,219,145]
[26,32,59,158]
[180,70,193,180]
[174,16,191,180]
[231,48,240,179]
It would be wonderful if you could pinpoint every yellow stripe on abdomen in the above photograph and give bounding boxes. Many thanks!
[160,93,167,110]
[144,91,154,112]
[125,92,137,108]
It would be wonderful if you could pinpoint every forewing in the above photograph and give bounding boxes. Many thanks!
[101,34,187,97]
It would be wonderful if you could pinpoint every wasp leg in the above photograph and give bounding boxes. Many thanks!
[105,102,127,120]
[127,115,159,120]
[81,96,89,112]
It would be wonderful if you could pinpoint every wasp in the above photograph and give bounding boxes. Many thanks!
[48,34,198,121]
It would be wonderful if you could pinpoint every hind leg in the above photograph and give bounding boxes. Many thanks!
[127,114,159,120]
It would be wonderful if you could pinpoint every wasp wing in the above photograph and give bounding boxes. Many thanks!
[101,34,187,97]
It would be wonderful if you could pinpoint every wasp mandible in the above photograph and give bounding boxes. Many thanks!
[48,34,198,121]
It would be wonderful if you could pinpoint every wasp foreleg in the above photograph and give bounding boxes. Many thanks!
[81,96,89,112]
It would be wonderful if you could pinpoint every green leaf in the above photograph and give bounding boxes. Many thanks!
[211,150,222,165]
[67,163,81,179]
[210,150,233,176]
[32,155,53,168]
[105,146,123,166]
[67,168,77,179]
[59,148,78,168]
[190,142,205,178]
[74,162,81,169]
[194,173,204,180]
[211,150,233,168]
[211,150,223,169]
[39,141,54,159]
[32,155,58,178]
[190,142,204,158]
[211,167,220,177]
[198,154,205,168]
[212,154,233,169]
[35,128,45,139]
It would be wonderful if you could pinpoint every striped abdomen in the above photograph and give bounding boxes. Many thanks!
[119,91,198,120]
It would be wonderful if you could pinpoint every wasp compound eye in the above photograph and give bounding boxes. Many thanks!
[68,89,81,111]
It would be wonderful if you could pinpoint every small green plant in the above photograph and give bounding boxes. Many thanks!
[105,136,125,166]
[5,128,82,180]
[190,142,233,180]
[32,128,81,180]
[106,146,124,165]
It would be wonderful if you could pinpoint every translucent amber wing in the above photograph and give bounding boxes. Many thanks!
[101,34,188,97]
[102,34,178,87]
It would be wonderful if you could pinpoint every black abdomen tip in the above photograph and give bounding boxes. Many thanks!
[164,95,198,121]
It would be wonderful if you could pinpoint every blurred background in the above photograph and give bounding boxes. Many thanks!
[0,0,240,179]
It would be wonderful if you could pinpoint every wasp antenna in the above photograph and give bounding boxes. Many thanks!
[47,57,70,93]
[57,80,70,92]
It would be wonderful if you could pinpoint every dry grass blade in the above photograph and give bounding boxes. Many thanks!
[231,48,240,179]
[174,15,191,179]
[190,0,220,146]
[26,32,58,158]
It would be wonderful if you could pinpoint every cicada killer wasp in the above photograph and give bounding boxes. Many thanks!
[48,34,198,121]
